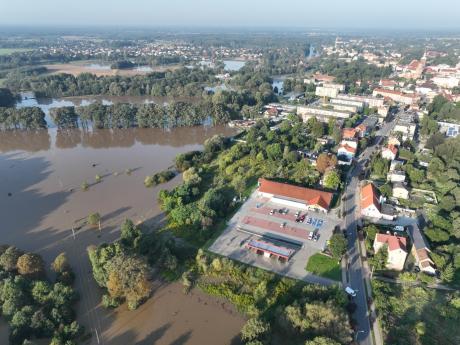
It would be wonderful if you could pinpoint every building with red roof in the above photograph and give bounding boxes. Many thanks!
[379,79,397,90]
[373,233,408,271]
[338,143,357,159]
[342,128,357,139]
[258,178,333,213]
[372,88,419,105]
[360,183,395,220]
[382,144,398,160]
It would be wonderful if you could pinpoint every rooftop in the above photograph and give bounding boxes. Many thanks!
[258,178,333,210]
[375,233,407,252]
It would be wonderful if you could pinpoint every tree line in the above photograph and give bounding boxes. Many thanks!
[0,107,47,130]
[6,67,218,98]
[0,246,82,345]
[49,97,240,130]
[0,87,17,107]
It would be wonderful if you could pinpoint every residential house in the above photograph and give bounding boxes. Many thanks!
[394,115,417,142]
[407,223,436,275]
[382,145,398,160]
[388,136,401,147]
[387,170,406,183]
[389,159,405,172]
[392,182,409,200]
[379,79,397,90]
[373,233,408,271]
[338,143,357,160]
[360,183,395,220]
[342,128,357,140]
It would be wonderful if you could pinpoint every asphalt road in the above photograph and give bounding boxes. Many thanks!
[343,119,396,345]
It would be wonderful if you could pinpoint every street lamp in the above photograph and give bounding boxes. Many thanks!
[355,330,365,341]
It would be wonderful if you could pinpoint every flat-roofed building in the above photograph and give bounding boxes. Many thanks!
[316,86,339,98]
[331,103,359,113]
[392,182,409,200]
[297,106,353,123]
[336,94,385,108]
[330,97,364,110]
[438,121,460,138]
[387,170,406,183]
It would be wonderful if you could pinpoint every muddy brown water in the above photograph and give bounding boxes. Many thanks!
[0,126,245,345]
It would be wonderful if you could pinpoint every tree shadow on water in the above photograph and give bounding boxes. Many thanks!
[0,153,71,256]
[135,323,172,345]
[168,330,192,345]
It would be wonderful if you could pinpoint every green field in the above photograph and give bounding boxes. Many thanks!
[306,253,342,281]
[0,48,33,56]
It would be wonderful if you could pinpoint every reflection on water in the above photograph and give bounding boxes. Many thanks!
[223,60,246,71]
[86,63,112,70]
[16,92,198,127]
[0,126,238,153]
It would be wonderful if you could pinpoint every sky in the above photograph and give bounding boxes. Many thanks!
[0,0,459,30]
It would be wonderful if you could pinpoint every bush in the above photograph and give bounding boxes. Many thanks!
[144,170,176,187]
[87,212,101,227]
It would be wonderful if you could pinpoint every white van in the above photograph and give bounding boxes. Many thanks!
[345,286,357,297]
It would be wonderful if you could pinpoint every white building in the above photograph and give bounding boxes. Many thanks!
[374,233,408,271]
[393,182,409,200]
[297,106,352,123]
[315,86,339,98]
[338,144,357,160]
[361,183,395,220]
[387,170,406,183]
[382,145,398,161]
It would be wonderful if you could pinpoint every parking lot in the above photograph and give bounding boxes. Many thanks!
[209,190,340,285]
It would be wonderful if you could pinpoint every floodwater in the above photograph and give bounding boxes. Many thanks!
[0,125,244,345]
[223,60,246,71]
[16,93,199,127]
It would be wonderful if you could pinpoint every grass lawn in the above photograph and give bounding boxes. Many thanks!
[306,253,342,281]
[0,48,33,56]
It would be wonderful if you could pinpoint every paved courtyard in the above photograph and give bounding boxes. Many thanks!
[209,190,340,286]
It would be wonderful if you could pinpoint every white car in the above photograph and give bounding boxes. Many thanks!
[345,286,357,297]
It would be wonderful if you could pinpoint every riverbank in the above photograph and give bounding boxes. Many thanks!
[0,125,242,344]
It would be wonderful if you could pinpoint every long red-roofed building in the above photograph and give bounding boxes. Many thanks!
[257,178,333,213]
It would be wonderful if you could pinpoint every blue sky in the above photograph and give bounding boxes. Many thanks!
[0,0,459,29]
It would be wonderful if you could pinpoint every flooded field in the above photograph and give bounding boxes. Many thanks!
[43,61,181,77]
[0,125,244,345]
